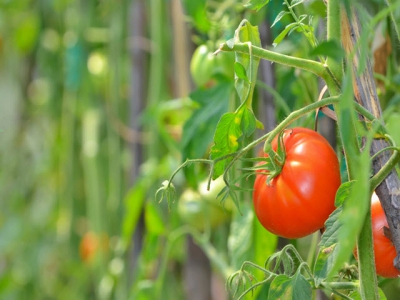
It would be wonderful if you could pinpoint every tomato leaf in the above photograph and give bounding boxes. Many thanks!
[234,62,249,83]
[314,182,356,284]
[234,20,261,104]
[228,202,254,270]
[272,23,299,47]
[267,271,312,300]
[271,11,290,28]
[210,21,263,179]
[244,0,270,11]
[288,0,305,8]
[210,112,241,178]
[181,81,232,162]
[348,289,387,300]
[309,40,345,62]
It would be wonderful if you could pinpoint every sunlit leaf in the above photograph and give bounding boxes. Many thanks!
[271,11,290,28]
[244,0,270,11]
[289,0,305,8]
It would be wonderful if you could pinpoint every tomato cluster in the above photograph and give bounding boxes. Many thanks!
[252,127,341,239]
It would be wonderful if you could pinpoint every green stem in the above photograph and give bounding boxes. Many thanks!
[326,0,343,83]
[357,209,379,300]
[223,96,340,182]
[320,281,359,290]
[263,96,340,149]
[219,43,326,78]
[284,0,318,48]
[370,147,400,191]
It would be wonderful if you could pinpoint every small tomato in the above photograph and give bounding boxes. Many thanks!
[190,44,234,87]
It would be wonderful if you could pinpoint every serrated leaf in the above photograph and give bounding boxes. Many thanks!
[241,108,257,139]
[309,40,345,62]
[314,183,355,284]
[268,271,312,300]
[244,0,270,11]
[234,62,249,83]
[272,23,299,47]
[271,11,290,28]
[314,244,339,286]
[210,112,241,178]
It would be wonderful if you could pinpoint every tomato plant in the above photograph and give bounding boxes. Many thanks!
[252,127,341,239]
[371,193,400,278]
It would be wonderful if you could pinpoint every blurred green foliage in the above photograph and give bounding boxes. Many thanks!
[0,0,399,299]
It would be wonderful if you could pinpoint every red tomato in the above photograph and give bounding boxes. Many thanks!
[253,127,341,239]
[371,193,400,278]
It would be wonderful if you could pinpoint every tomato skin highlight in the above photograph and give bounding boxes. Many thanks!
[253,127,341,239]
[371,193,400,278]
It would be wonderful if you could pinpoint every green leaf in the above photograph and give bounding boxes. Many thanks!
[289,0,305,8]
[210,112,241,178]
[145,201,165,235]
[241,108,257,139]
[314,182,355,284]
[234,62,249,83]
[268,271,312,300]
[309,40,345,62]
[181,82,233,161]
[210,21,263,179]
[271,11,290,28]
[228,202,254,269]
[335,181,355,207]
[121,178,147,251]
[272,23,299,47]
[348,288,387,300]
[234,20,261,103]
[244,0,270,11]
[181,0,211,33]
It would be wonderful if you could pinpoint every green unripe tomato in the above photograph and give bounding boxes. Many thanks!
[190,44,235,87]
[178,187,229,231]
[197,176,234,212]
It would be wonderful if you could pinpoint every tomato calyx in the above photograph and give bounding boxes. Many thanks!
[262,131,286,185]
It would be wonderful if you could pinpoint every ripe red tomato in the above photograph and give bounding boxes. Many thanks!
[253,127,341,239]
[371,193,400,278]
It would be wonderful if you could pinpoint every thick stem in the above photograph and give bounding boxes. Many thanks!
[218,43,326,79]
[341,5,400,277]
[326,0,343,83]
